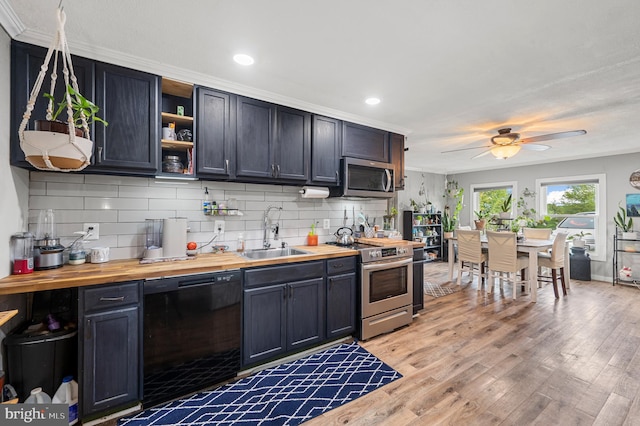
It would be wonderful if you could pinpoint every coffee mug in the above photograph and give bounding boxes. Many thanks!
[90,247,110,263]
[162,127,175,140]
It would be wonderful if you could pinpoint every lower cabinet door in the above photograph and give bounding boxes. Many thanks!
[243,284,287,366]
[82,306,139,416]
[287,278,324,350]
[326,273,356,339]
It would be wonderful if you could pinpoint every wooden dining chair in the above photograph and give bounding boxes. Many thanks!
[486,231,529,299]
[537,232,569,298]
[522,227,552,240]
[456,230,487,288]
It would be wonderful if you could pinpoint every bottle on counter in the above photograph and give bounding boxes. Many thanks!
[237,233,245,253]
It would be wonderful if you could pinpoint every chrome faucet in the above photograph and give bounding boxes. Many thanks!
[263,206,282,249]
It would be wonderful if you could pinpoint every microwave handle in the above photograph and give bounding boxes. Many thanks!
[383,169,392,192]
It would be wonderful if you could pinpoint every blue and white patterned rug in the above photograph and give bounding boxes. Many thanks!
[118,342,401,426]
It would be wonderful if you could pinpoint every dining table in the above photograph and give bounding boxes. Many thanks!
[447,235,570,302]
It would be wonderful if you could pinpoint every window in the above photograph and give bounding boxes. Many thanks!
[537,174,606,261]
[470,181,517,223]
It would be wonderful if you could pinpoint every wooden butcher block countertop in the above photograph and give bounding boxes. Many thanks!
[0,244,358,295]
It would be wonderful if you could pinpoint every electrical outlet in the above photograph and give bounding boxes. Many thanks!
[83,223,99,240]
[214,220,225,237]
[323,219,331,230]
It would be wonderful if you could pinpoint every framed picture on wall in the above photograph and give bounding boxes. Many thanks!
[626,193,640,217]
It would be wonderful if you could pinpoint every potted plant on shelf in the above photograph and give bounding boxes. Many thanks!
[499,194,513,219]
[614,203,636,239]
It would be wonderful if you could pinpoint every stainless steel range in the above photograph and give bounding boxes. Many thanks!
[327,241,414,340]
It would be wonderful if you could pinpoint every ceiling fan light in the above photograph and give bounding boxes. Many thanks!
[491,133,519,145]
[491,144,521,159]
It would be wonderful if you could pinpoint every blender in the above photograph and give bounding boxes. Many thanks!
[34,209,65,270]
[10,232,34,274]
[143,219,163,259]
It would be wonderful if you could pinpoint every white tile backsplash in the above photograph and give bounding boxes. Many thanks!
[28,171,391,260]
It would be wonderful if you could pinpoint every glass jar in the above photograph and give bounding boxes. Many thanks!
[162,155,183,173]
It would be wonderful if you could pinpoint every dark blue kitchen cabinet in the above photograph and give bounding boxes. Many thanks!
[390,132,405,190]
[196,87,236,179]
[310,115,342,186]
[10,40,95,169]
[326,257,357,339]
[90,63,159,174]
[242,261,325,366]
[342,121,390,163]
[236,96,310,183]
[79,281,142,419]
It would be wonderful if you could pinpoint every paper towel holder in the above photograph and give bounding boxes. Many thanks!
[299,186,330,199]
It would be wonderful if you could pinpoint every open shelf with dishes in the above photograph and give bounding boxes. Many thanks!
[613,232,640,288]
[402,210,443,261]
[159,78,195,177]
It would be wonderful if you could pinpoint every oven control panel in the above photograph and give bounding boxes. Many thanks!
[360,246,411,262]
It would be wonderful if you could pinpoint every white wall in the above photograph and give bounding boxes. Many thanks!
[27,172,388,259]
[449,152,640,281]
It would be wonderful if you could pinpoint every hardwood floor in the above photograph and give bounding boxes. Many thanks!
[306,262,640,425]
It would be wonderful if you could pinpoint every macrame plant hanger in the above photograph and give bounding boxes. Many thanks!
[18,4,92,172]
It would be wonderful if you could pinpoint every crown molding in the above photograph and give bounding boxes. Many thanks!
[0,0,25,38]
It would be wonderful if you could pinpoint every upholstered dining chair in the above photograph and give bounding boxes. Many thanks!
[486,231,529,299]
[522,227,552,240]
[537,232,569,298]
[456,230,487,288]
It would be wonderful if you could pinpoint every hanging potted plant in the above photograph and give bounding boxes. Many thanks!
[18,7,107,172]
[614,203,636,239]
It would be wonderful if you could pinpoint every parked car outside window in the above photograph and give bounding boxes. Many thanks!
[554,213,596,250]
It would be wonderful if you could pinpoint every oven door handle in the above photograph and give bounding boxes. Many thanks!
[362,257,412,271]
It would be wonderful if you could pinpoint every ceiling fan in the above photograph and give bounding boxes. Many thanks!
[442,127,587,160]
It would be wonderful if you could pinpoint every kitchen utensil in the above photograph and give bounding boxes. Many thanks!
[10,232,34,274]
[334,227,355,246]
[34,209,64,270]
[352,206,356,231]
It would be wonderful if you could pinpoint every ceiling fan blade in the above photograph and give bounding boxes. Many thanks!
[441,144,492,154]
[521,143,550,151]
[471,149,493,159]
[520,130,586,144]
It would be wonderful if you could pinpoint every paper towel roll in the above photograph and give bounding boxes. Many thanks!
[162,217,188,258]
[299,186,330,199]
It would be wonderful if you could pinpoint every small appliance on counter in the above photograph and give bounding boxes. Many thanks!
[143,219,164,259]
[10,232,34,274]
[33,209,64,270]
[142,217,188,260]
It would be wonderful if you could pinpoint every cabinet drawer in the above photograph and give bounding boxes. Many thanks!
[326,257,356,275]
[82,281,140,312]
[244,261,324,288]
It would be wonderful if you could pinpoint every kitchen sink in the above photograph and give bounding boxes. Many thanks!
[240,248,310,260]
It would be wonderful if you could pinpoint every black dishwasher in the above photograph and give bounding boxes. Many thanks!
[143,270,241,407]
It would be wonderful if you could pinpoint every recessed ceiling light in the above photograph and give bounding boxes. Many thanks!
[233,54,255,66]
[365,97,381,105]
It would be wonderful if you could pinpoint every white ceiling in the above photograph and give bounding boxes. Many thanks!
[3,0,640,174]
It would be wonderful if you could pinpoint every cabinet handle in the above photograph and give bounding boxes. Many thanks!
[225,159,229,174]
[329,278,334,290]
[276,164,280,178]
[96,146,103,164]
[100,296,125,302]
[283,287,287,300]
[271,164,276,177]
[85,318,92,340]
[289,285,293,299]
[335,171,340,185]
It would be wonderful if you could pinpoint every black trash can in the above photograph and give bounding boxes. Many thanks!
[4,327,77,401]
[570,247,591,281]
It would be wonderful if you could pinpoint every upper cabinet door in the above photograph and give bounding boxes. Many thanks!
[91,63,159,174]
[274,106,310,182]
[10,41,94,168]
[342,122,390,163]
[236,96,275,179]
[390,133,405,190]
[310,115,342,186]
[196,87,236,179]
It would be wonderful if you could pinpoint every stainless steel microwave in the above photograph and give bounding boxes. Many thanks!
[341,157,395,198]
